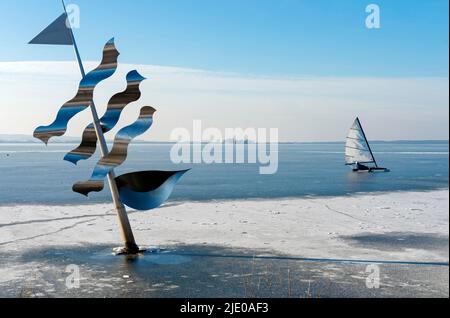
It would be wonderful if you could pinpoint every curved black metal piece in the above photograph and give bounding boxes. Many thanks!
[116,170,190,211]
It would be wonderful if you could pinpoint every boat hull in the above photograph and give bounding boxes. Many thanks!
[353,167,390,173]
[369,167,390,173]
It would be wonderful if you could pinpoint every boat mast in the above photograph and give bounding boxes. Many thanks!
[356,117,378,168]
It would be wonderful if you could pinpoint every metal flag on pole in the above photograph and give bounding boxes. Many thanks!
[29,13,74,46]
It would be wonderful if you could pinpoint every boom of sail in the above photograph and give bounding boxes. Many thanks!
[345,118,376,166]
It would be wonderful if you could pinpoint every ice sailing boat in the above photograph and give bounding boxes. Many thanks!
[345,117,390,173]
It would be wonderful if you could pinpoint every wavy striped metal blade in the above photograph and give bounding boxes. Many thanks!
[72,106,156,196]
[33,38,119,145]
[115,170,190,211]
[64,70,146,164]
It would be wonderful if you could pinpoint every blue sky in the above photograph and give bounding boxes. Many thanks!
[0,0,448,77]
[0,1,448,141]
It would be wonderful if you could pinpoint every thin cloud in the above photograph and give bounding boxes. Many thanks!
[0,61,448,142]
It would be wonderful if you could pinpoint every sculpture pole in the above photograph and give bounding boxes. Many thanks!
[62,0,139,254]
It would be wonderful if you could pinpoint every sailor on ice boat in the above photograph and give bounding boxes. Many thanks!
[345,117,390,173]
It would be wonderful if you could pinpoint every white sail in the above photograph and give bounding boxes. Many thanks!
[345,118,375,165]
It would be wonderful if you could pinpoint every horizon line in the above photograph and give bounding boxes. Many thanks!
[0,134,448,145]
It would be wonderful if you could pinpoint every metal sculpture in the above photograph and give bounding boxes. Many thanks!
[29,1,188,254]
